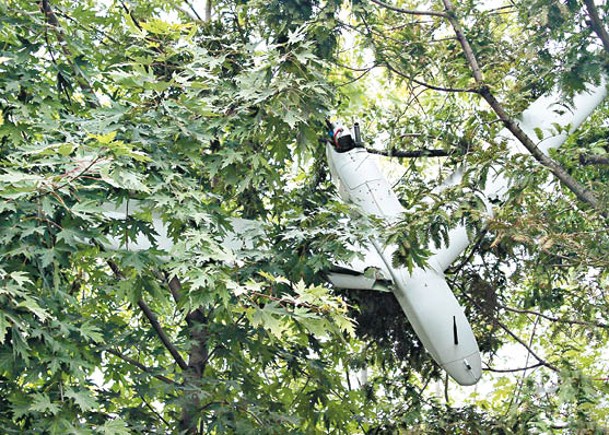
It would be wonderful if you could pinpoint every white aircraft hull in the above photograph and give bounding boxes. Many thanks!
[326,146,482,386]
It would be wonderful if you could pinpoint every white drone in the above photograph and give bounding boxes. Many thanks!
[103,81,607,386]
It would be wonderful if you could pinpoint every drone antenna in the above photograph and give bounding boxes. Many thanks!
[353,122,362,145]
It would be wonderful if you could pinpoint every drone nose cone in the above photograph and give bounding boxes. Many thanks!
[442,351,482,386]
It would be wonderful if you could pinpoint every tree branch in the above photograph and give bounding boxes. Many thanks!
[184,0,204,21]
[106,260,189,371]
[203,0,212,22]
[483,362,545,373]
[168,277,209,377]
[384,61,478,93]
[366,147,451,158]
[338,65,376,86]
[175,5,204,23]
[106,348,177,385]
[137,390,172,427]
[167,275,210,434]
[441,0,484,83]
[39,0,98,105]
[583,0,609,54]
[499,304,609,329]
[580,154,609,166]
[493,315,557,371]
[441,0,606,218]
[119,0,144,32]
[480,88,605,216]
[370,0,447,18]
[137,299,189,371]
[458,290,559,372]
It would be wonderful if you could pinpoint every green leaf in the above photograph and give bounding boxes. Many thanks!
[89,131,117,145]
[30,393,61,415]
[101,418,130,435]
[0,314,10,344]
[248,304,287,338]
[65,388,99,412]
[10,271,33,286]
[533,127,544,140]
[99,166,149,192]
[58,143,76,156]
[17,296,49,321]
[79,321,104,343]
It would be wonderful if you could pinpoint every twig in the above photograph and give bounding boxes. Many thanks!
[493,314,557,372]
[338,66,376,87]
[369,0,447,18]
[55,10,120,45]
[119,0,143,32]
[50,155,103,193]
[175,5,204,22]
[137,390,172,427]
[507,316,539,412]
[332,59,377,72]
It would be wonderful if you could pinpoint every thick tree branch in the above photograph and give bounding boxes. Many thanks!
[441,0,484,83]
[583,0,609,54]
[483,362,545,373]
[442,0,606,218]
[167,275,183,303]
[106,348,177,385]
[136,299,189,371]
[580,154,609,166]
[203,0,212,22]
[366,147,451,158]
[370,0,447,18]
[167,275,209,434]
[168,277,209,378]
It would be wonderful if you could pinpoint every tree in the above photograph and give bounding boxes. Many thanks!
[0,0,608,433]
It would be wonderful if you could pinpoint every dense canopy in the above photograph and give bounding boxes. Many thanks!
[1,0,609,433]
